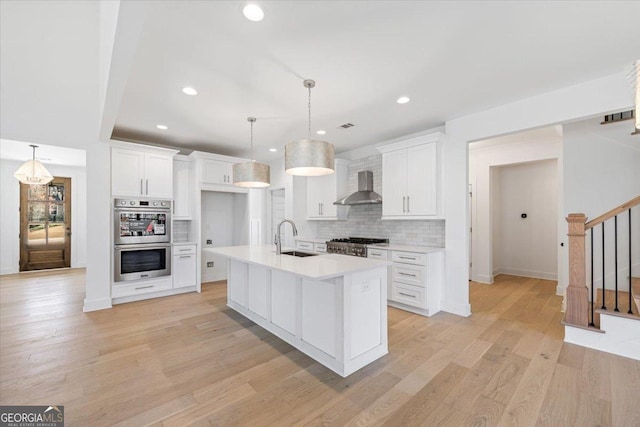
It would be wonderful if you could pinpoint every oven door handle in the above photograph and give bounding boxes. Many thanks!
[114,243,172,250]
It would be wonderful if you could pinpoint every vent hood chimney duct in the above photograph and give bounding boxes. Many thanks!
[334,170,382,205]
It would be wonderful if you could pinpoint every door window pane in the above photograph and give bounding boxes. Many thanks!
[47,223,65,245]
[28,185,47,201]
[48,185,64,201]
[28,202,46,222]
[27,224,46,246]
[49,204,64,222]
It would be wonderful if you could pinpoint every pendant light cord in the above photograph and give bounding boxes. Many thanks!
[250,120,254,161]
[308,85,312,140]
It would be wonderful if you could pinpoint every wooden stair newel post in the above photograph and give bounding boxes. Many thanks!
[566,213,589,327]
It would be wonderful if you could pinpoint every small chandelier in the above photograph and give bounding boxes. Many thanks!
[233,117,270,188]
[13,144,53,185]
[285,79,335,176]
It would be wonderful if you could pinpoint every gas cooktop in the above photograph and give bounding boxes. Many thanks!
[326,237,388,257]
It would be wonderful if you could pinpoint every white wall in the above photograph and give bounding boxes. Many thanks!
[0,159,87,275]
[445,71,633,317]
[563,119,640,292]
[469,137,561,285]
[494,159,558,280]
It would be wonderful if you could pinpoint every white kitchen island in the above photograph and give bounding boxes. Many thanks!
[205,245,391,377]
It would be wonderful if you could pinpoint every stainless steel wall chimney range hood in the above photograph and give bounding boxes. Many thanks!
[334,170,382,205]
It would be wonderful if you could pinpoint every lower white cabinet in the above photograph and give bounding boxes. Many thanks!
[112,277,172,298]
[295,240,314,252]
[368,247,443,317]
[173,244,197,289]
[224,258,388,377]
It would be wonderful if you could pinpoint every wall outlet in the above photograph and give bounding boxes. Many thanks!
[207,261,214,268]
[206,239,212,245]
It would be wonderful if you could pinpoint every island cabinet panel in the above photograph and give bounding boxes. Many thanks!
[228,260,248,306]
[301,279,337,358]
[349,272,382,359]
[210,246,389,377]
[271,271,297,335]
[248,265,269,320]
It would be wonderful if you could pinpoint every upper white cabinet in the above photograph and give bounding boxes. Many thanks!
[173,156,192,219]
[201,159,233,186]
[306,159,348,220]
[377,132,443,219]
[111,142,178,198]
[190,151,249,193]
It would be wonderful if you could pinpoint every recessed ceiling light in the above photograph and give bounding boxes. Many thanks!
[182,87,198,96]
[397,96,410,104]
[243,4,264,22]
[316,130,326,135]
[269,148,278,152]
[156,124,168,130]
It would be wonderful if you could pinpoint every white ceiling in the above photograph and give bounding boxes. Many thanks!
[1,1,639,160]
[0,139,86,167]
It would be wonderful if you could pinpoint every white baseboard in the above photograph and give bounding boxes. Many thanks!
[473,274,493,284]
[0,267,18,276]
[564,314,640,361]
[495,267,557,281]
[83,297,112,312]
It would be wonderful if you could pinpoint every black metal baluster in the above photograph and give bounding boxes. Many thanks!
[629,208,633,315]
[590,227,595,326]
[614,215,619,312]
[602,222,606,310]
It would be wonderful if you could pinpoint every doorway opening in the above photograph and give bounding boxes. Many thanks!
[468,126,563,286]
[270,188,286,245]
[20,177,72,271]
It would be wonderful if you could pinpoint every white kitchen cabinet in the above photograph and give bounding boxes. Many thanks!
[228,259,248,307]
[271,270,297,335]
[111,144,177,198]
[173,244,196,289]
[386,249,443,317]
[295,240,314,252]
[201,159,234,186]
[378,132,443,219]
[306,159,348,220]
[248,265,269,320]
[173,156,192,219]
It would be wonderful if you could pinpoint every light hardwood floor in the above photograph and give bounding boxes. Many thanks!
[1,270,639,426]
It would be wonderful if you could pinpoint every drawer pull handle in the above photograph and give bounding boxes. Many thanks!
[398,292,416,298]
[179,248,191,252]
[179,255,192,259]
[399,272,417,277]
[135,285,154,290]
[398,256,416,260]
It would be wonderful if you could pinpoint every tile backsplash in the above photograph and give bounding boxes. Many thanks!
[314,154,445,247]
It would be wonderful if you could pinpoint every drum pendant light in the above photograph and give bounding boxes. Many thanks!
[13,144,54,185]
[285,79,335,176]
[233,117,270,188]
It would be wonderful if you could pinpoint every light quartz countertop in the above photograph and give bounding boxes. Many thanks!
[205,245,390,280]
[367,243,445,254]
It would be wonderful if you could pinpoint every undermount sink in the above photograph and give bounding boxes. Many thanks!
[280,250,318,258]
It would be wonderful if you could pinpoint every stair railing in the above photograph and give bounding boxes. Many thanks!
[565,195,640,328]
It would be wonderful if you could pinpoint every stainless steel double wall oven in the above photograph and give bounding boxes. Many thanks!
[114,198,171,282]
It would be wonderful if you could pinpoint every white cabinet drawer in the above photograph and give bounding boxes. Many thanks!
[112,277,172,298]
[314,243,327,253]
[296,241,314,251]
[391,251,426,266]
[173,244,196,255]
[367,248,389,259]
[392,264,425,287]
[391,282,426,309]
